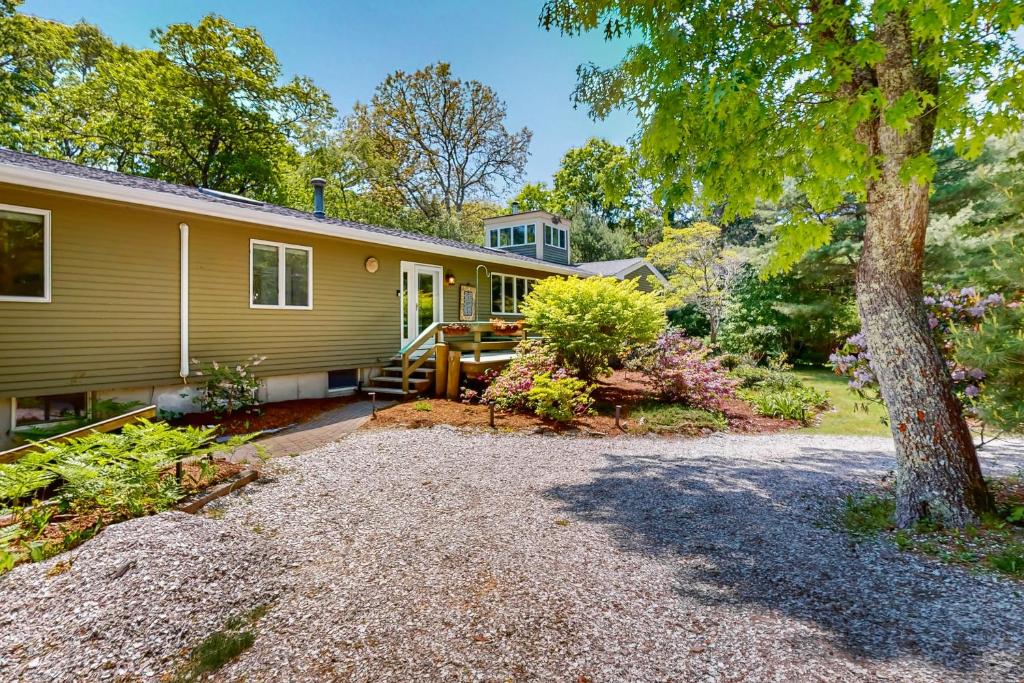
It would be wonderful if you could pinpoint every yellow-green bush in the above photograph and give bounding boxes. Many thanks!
[522,276,665,379]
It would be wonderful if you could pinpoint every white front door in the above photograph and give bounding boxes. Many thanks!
[400,261,443,347]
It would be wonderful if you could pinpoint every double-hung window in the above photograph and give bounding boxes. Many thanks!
[490,273,537,315]
[0,204,50,302]
[544,224,566,250]
[250,239,312,309]
[488,224,536,248]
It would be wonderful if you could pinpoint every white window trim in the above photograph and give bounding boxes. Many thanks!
[544,223,567,251]
[487,224,536,249]
[490,272,538,316]
[249,238,313,310]
[0,203,51,303]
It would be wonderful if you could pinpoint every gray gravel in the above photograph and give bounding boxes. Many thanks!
[2,430,1023,682]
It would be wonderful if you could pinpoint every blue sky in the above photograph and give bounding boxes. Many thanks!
[22,0,638,193]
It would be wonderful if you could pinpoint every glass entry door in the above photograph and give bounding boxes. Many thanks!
[400,262,443,347]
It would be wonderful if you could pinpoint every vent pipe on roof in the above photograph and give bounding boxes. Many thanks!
[511,201,520,215]
[311,177,326,218]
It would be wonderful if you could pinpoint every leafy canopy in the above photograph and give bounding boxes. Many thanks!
[522,276,665,379]
[541,0,1024,271]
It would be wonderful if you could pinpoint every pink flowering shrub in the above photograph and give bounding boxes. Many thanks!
[630,330,737,410]
[482,339,564,410]
[830,287,1006,411]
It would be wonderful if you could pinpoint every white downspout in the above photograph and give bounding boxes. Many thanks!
[179,222,190,380]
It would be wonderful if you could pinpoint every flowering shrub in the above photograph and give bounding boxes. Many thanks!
[191,355,266,416]
[481,340,561,411]
[479,340,594,422]
[527,373,595,423]
[629,330,737,410]
[830,287,1006,412]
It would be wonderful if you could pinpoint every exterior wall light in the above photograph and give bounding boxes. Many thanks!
[445,272,456,286]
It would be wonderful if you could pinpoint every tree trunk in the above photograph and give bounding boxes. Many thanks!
[856,12,992,528]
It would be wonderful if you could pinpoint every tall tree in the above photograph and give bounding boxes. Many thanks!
[542,0,1024,527]
[346,62,531,220]
[148,15,334,198]
[510,137,665,250]
[647,222,745,343]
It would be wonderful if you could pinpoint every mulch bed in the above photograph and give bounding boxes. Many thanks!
[173,396,357,436]
[369,370,799,437]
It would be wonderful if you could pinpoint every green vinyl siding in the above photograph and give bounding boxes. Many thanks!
[0,184,555,398]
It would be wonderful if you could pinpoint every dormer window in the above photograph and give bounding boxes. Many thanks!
[544,224,567,250]
[488,224,536,248]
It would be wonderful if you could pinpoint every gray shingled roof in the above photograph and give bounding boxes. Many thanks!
[0,148,590,274]
[577,257,648,276]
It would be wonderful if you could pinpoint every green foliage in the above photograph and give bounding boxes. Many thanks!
[730,365,803,391]
[1,11,334,199]
[0,420,250,573]
[412,400,432,412]
[839,494,896,539]
[647,222,745,341]
[629,402,726,435]
[343,62,530,221]
[986,546,1024,576]
[522,276,665,379]
[174,604,269,681]
[739,385,830,423]
[526,372,594,423]
[510,137,664,252]
[191,355,265,416]
[541,0,1024,269]
[569,206,631,263]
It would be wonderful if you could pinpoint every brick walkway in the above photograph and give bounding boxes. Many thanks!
[229,399,391,463]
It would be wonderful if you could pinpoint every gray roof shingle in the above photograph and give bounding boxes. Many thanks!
[0,148,590,274]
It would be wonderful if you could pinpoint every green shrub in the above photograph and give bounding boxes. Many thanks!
[986,545,1024,576]
[526,373,594,423]
[731,364,803,390]
[191,355,266,416]
[522,276,665,379]
[739,386,830,422]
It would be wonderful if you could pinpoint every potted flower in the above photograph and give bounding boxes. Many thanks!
[443,323,471,335]
[489,318,523,335]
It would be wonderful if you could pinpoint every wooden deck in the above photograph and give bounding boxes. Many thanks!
[364,322,532,396]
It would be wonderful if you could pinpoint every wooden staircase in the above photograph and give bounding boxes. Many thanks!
[364,361,435,396]
[362,321,529,398]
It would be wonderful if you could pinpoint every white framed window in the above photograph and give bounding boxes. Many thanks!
[488,224,536,248]
[0,203,51,303]
[490,273,537,315]
[250,239,312,309]
[544,224,567,250]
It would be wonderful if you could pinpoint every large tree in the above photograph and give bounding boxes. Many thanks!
[346,62,531,220]
[542,0,1024,527]
[511,137,664,250]
[647,222,745,343]
[1,10,334,200]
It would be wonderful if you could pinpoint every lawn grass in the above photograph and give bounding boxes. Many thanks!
[792,367,891,436]
[629,402,727,435]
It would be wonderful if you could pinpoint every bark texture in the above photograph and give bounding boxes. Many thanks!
[855,13,992,527]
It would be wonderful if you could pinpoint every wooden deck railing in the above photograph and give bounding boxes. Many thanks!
[398,321,530,392]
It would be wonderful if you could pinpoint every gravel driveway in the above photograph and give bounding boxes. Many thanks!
[3,429,1023,682]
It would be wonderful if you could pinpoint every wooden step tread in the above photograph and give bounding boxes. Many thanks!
[371,376,431,385]
[381,366,435,374]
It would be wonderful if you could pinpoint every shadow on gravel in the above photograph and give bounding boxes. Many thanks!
[545,446,1023,675]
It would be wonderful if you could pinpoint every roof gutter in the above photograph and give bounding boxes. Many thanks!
[0,164,584,277]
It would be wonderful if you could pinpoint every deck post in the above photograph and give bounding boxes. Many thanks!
[434,342,449,397]
[446,350,462,400]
